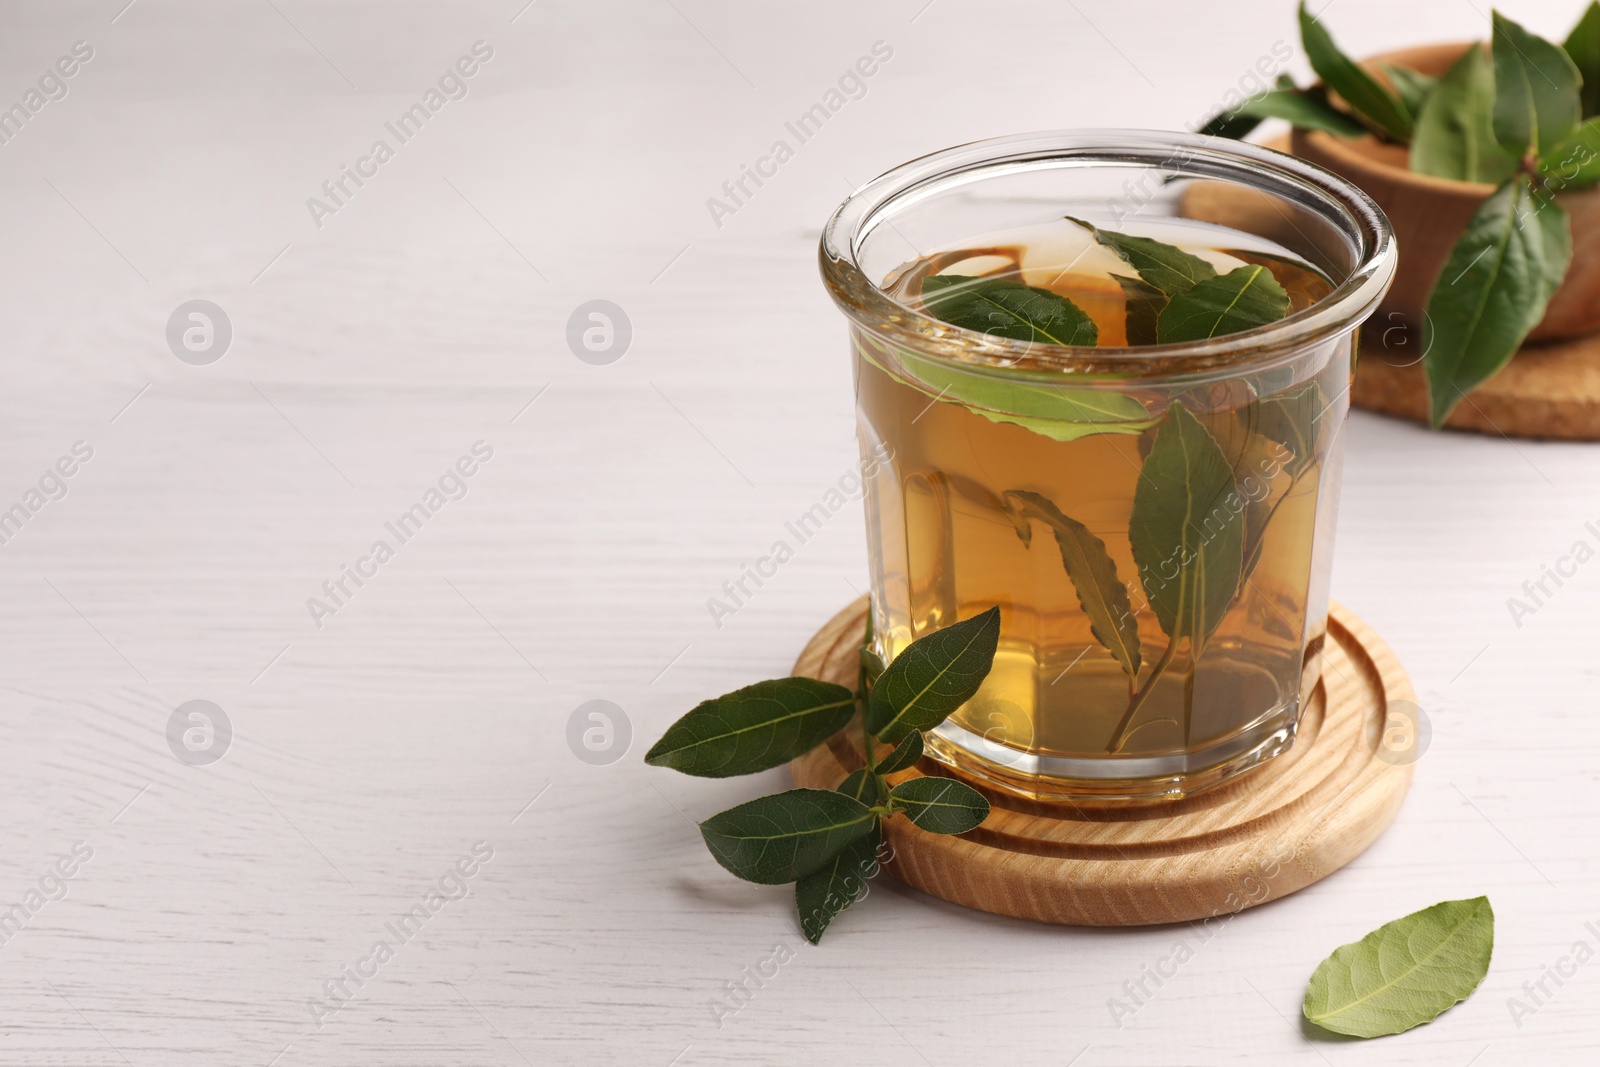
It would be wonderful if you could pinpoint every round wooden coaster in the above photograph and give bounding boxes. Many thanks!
[789,599,1416,927]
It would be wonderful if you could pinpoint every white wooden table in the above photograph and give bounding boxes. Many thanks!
[1,0,1595,1063]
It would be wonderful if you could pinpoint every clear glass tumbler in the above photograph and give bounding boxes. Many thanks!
[820,130,1396,801]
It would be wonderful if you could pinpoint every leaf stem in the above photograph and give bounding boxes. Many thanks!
[859,608,878,773]
[1108,640,1180,753]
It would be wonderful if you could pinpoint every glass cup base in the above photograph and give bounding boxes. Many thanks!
[924,701,1300,804]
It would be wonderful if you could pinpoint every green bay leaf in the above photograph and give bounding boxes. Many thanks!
[1382,62,1438,118]
[837,767,886,808]
[699,788,876,885]
[1492,11,1582,156]
[645,677,855,778]
[1565,1,1600,118]
[921,274,1097,346]
[1542,116,1600,190]
[1066,217,1217,296]
[795,824,882,944]
[866,606,1001,745]
[889,776,989,835]
[1411,45,1520,184]
[895,347,1155,443]
[1251,380,1327,479]
[1222,86,1368,138]
[1156,264,1289,343]
[1128,403,1244,654]
[1299,0,1413,140]
[875,731,924,774]
[1003,490,1141,679]
[1423,175,1571,426]
[1114,273,1165,346]
[1304,896,1494,1038]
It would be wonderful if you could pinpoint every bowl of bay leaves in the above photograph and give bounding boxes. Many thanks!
[1205,2,1600,427]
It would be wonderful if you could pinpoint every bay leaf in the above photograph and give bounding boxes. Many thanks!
[1115,273,1165,346]
[1542,116,1600,190]
[795,824,882,944]
[1423,175,1571,427]
[1492,11,1582,156]
[1251,380,1326,479]
[1003,489,1141,679]
[866,606,1001,745]
[1298,0,1412,141]
[888,776,990,835]
[837,767,886,808]
[1382,62,1438,118]
[921,274,1097,346]
[645,677,855,778]
[699,788,876,885]
[1565,0,1600,118]
[1066,216,1217,296]
[1303,896,1494,1038]
[1411,45,1520,184]
[1216,86,1368,138]
[1128,403,1244,654]
[896,346,1156,443]
[1155,264,1289,343]
[875,731,924,774]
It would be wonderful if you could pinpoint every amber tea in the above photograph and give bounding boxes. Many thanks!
[823,132,1397,799]
[855,217,1343,795]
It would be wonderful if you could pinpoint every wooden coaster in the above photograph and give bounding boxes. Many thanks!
[789,598,1415,927]
[1350,328,1600,440]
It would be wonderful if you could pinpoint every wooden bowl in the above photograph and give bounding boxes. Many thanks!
[1291,42,1600,342]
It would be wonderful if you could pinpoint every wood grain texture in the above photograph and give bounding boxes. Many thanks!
[791,598,1414,926]
[1350,326,1600,439]
[3,0,1599,1063]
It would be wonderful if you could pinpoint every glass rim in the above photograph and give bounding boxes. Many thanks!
[818,128,1398,375]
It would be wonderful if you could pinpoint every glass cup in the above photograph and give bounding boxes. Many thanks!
[820,130,1396,801]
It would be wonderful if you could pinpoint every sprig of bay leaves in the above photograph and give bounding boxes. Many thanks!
[1202,2,1600,426]
[645,606,1001,943]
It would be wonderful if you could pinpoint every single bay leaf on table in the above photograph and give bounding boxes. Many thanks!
[795,824,882,944]
[645,677,855,778]
[1491,11,1582,157]
[866,606,1001,745]
[921,274,1097,347]
[1298,0,1413,141]
[699,788,877,885]
[1128,403,1244,655]
[1411,44,1520,184]
[1423,175,1571,427]
[888,776,990,835]
[1002,490,1140,680]
[1303,896,1494,1038]
[1156,264,1290,344]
